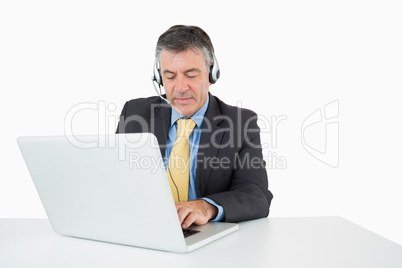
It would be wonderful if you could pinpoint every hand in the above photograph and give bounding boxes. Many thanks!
[175,199,218,229]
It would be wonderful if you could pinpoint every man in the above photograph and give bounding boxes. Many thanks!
[117,25,273,229]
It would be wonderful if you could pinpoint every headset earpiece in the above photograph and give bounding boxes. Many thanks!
[153,58,163,87]
[209,53,220,84]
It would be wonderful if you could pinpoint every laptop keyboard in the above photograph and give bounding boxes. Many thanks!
[182,229,200,238]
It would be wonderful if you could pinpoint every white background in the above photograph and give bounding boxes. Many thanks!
[1,0,401,245]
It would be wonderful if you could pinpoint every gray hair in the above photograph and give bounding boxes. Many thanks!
[155,25,214,68]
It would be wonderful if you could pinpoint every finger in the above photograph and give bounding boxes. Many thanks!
[176,205,192,225]
[175,202,186,212]
[181,210,198,229]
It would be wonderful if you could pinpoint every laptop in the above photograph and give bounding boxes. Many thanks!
[17,133,238,253]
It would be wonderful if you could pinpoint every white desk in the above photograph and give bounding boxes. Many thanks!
[1,217,401,267]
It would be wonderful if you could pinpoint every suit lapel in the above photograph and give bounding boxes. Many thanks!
[196,94,224,196]
[153,102,171,158]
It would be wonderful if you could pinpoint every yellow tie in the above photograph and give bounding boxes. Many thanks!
[167,118,196,202]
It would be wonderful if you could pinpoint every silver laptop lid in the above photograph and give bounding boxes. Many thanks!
[17,133,188,252]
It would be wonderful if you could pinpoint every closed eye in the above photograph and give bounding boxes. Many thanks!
[185,69,200,78]
[163,70,176,80]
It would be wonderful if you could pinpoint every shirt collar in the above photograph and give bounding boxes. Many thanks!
[170,95,210,128]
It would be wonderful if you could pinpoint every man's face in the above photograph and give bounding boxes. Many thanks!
[160,49,210,117]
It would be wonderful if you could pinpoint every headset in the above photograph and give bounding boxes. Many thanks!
[152,52,220,98]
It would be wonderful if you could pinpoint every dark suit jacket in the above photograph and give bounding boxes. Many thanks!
[116,93,273,222]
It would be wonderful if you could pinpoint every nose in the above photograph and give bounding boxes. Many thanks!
[174,74,188,93]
